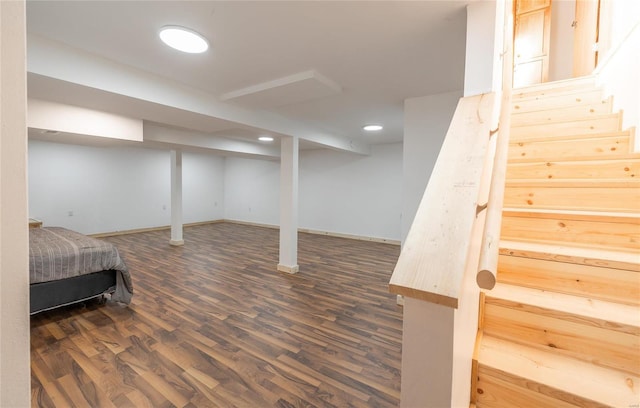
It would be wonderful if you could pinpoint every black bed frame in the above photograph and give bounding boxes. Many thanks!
[30,270,117,315]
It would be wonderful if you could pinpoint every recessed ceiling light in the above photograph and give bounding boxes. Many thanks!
[363,124,383,131]
[258,136,274,142]
[159,26,209,54]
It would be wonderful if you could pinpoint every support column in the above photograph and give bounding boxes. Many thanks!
[277,136,299,274]
[0,1,31,406]
[170,149,184,246]
[464,0,499,96]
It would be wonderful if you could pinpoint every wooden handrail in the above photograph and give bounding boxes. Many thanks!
[389,92,498,308]
[476,91,512,290]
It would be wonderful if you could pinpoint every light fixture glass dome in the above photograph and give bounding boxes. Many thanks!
[159,26,209,54]
[258,136,274,142]
[363,124,383,131]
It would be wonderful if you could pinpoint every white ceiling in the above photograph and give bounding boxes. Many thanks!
[26,1,468,155]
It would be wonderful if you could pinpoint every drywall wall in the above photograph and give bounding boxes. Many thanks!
[182,151,225,224]
[549,0,575,81]
[402,91,462,244]
[299,143,402,241]
[596,1,640,149]
[224,143,403,241]
[224,156,281,226]
[0,1,31,406]
[28,98,143,142]
[464,0,499,96]
[30,138,402,240]
[28,140,224,234]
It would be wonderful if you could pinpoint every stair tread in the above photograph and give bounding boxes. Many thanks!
[478,335,640,407]
[509,153,637,164]
[513,75,596,93]
[508,129,632,144]
[508,156,640,165]
[502,207,640,221]
[510,129,631,140]
[511,90,606,115]
[511,96,611,114]
[510,99,614,127]
[485,283,640,328]
[506,178,640,187]
[506,157,640,180]
[510,112,620,128]
[512,88,602,103]
[500,208,640,252]
[512,76,595,94]
[499,239,640,271]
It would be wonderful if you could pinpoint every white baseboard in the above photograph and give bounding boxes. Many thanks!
[89,219,224,238]
[91,218,400,246]
[224,219,400,245]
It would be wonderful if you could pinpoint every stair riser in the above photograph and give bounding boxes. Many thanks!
[512,78,596,99]
[511,99,612,126]
[481,79,640,408]
[509,135,631,162]
[476,365,611,408]
[512,89,605,113]
[501,215,640,251]
[497,254,640,306]
[504,186,640,212]
[506,158,640,180]
[483,301,640,375]
[510,115,622,140]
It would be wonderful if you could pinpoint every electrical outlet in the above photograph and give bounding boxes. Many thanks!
[68,210,74,217]
[162,204,167,210]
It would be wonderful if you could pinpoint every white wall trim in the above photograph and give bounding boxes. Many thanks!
[89,220,225,238]
[90,218,401,245]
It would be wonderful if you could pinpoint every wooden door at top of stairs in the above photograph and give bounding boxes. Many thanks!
[572,0,600,77]
[513,0,551,88]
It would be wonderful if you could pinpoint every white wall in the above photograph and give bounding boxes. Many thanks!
[549,0,575,81]
[0,1,30,406]
[225,143,403,241]
[30,139,403,240]
[28,140,224,234]
[596,0,640,149]
[299,144,402,241]
[224,156,281,226]
[28,99,143,142]
[464,0,499,96]
[183,152,225,224]
[402,91,462,243]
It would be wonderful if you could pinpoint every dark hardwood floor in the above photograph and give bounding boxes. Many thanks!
[30,222,403,407]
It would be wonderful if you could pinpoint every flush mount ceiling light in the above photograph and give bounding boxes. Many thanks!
[159,26,209,53]
[258,136,274,142]
[363,124,383,131]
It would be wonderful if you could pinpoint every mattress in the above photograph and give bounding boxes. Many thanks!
[29,227,133,304]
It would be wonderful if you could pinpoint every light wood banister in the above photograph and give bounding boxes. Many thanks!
[387,2,514,407]
[477,91,512,290]
[389,92,498,307]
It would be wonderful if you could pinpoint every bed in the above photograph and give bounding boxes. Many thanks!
[29,227,133,314]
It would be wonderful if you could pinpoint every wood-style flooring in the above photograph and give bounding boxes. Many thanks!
[30,222,403,407]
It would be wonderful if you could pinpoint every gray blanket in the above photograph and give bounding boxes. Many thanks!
[29,227,133,304]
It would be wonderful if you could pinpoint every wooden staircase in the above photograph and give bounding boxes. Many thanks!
[473,77,640,407]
